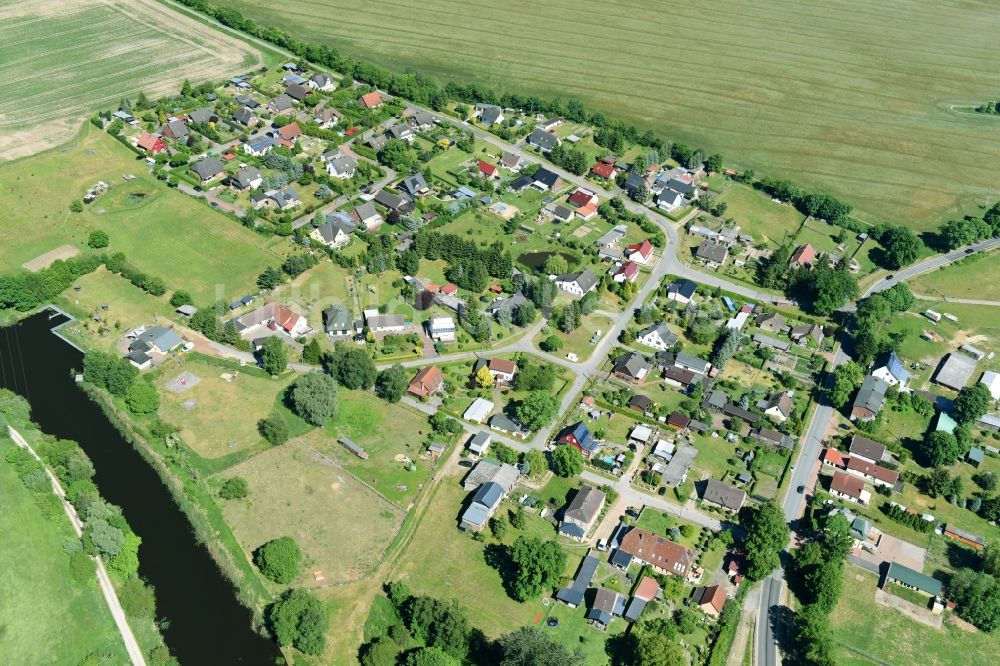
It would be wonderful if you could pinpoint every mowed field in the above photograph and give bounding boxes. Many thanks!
[220,0,1000,229]
[0,0,260,160]
[0,125,282,303]
[908,251,1000,302]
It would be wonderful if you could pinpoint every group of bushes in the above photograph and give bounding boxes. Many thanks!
[83,351,160,416]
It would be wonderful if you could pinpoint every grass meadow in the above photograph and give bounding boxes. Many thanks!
[830,568,999,666]
[220,0,1000,230]
[0,440,127,664]
[0,0,260,160]
[0,125,283,303]
[908,251,1000,302]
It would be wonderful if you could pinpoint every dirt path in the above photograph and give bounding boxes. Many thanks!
[22,244,79,271]
[7,425,146,666]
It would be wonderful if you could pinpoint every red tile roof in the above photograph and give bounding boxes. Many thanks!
[277,122,301,140]
[489,358,518,375]
[846,457,899,485]
[345,126,361,136]
[627,239,654,259]
[790,243,816,267]
[137,132,164,152]
[699,585,727,614]
[591,162,615,179]
[830,470,865,498]
[634,576,661,601]
[441,284,457,295]
[822,448,847,468]
[477,160,497,177]
[568,189,596,207]
[359,91,383,108]
[272,303,302,332]
[408,366,443,397]
[615,261,639,280]
[619,528,694,575]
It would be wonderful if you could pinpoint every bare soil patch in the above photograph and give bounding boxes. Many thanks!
[21,244,79,271]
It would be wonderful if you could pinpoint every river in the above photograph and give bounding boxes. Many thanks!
[0,311,280,665]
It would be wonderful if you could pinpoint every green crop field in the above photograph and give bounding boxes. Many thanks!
[219,0,1000,230]
[0,440,127,665]
[0,0,260,160]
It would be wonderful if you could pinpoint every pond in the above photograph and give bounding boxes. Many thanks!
[0,311,280,665]
[516,250,579,271]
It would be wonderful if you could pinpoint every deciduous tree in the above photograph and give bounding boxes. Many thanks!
[290,372,339,425]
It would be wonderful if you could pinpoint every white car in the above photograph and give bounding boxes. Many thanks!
[566,352,579,362]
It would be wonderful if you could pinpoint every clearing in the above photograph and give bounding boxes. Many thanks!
[219,0,1000,230]
[830,567,998,666]
[216,438,405,586]
[0,0,260,160]
[0,439,127,664]
[156,358,300,460]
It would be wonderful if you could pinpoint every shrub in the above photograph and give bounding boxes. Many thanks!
[118,577,156,617]
[219,476,250,500]
[257,414,290,445]
[69,549,96,585]
[87,230,109,248]
[254,536,302,584]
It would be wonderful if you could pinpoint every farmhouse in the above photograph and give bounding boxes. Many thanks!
[559,485,606,540]
[761,392,793,423]
[872,351,909,388]
[358,91,383,108]
[460,481,506,532]
[473,358,518,384]
[789,244,816,269]
[408,366,444,398]
[830,470,870,505]
[311,215,357,248]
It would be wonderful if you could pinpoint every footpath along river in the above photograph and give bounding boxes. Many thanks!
[0,311,280,665]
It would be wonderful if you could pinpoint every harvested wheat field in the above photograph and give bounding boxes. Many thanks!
[0,0,260,160]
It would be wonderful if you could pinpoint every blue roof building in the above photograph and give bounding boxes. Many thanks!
[557,421,598,457]
[873,351,909,387]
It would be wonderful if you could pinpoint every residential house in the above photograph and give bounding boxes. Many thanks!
[489,413,529,440]
[408,366,444,398]
[830,470,870,505]
[136,132,166,154]
[933,353,977,391]
[695,240,729,268]
[655,188,685,212]
[591,160,617,180]
[474,103,504,126]
[309,72,335,91]
[322,305,354,338]
[612,261,639,283]
[477,160,498,179]
[486,292,529,319]
[613,352,651,383]
[637,321,679,351]
[674,352,710,376]
[789,324,824,347]
[276,122,302,143]
[387,123,415,142]
[703,390,728,412]
[398,174,431,198]
[666,279,698,304]
[233,107,258,128]
[252,187,301,211]
[628,394,652,413]
[848,435,886,464]
[697,585,727,617]
[595,225,627,250]
[531,167,562,192]
[189,158,224,183]
[587,588,625,628]
[313,102,341,128]
[467,432,491,456]
[550,205,575,224]
[187,107,217,124]
[235,95,259,109]
[508,174,533,193]
[325,154,357,179]
[559,485,606,540]
[311,215,357,248]
[125,326,183,369]
[626,240,654,265]
[872,351,909,388]
[568,188,598,209]
[968,447,985,467]
[980,370,1000,401]
[822,447,848,469]
[350,202,383,230]
[225,167,263,191]
[500,151,522,171]
[161,119,189,140]
[527,127,561,152]
[701,479,746,512]
[555,269,599,297]
[756,313,785,333]
[268,94,294,114]
[762,392,793,423]
[373,189,414,215]
[243,136,278,157]
[460,481,505,532]
[613,527,695,577]
[845,457,899,488]
[722,404,757,424]
[428,316,456,342]
[850,376,890,422]
[753,333,791,352]
[556,554,599,608]
[789,244,816,269]
[365,311,407,334]
[358,91,383,109]
[233,302,310,339]
[463,398,495,424]
[667,412,691,431]
[409,110,439,130]
[474,358,518,384]
[557,422,599,458]
[751,427,796,451]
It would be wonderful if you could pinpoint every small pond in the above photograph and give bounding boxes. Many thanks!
[516,250,579,271]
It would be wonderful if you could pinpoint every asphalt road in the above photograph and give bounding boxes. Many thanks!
[863,237,1000,298]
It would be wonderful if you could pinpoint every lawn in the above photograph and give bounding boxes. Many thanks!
[0,0,259,161]
[270,259,354,335]
[217,0,1000,229]
[534,314,613,363]
[0,126,282,303]
[909,251,1000,302]
[215,438,405,587]
[0,440,127,664]
[716,183,805,245]
[830,567,999,666]
[318,390,438,507]
[156,358,301,460]
[541,600,624,665]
